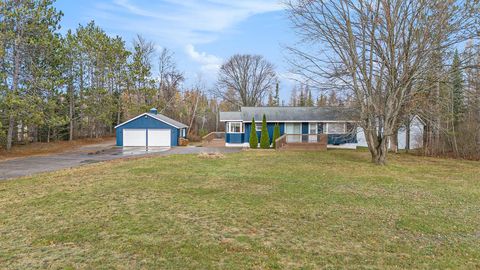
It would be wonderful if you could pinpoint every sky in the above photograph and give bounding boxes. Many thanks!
[54,0,299,102]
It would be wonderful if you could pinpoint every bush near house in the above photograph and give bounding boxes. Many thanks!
[260,114,270,149]
[249,117,258,148]
[272,123,280,148]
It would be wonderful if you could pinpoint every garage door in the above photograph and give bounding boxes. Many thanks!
[148,129,171,147]
[123,129,147,146]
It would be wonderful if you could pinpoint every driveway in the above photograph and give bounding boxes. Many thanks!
[0,143,241,180]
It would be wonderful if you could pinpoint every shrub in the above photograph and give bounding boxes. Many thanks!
[260,114,270,149]
[249,117,258,148]
[272,123,280,148]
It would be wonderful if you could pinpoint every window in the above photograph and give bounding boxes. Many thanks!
[227,122,243,133]
[327,123,346,134]
[182,128,186,137]
[255,123,263,131]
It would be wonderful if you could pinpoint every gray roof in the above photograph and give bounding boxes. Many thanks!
[220,107,359,122]
[219,111,242,121]
[148,113,188,128]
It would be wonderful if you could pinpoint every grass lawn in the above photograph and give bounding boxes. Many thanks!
[1,150,479,269]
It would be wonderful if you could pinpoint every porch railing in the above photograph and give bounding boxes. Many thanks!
[275,134,328,150]
[202,132,225,143]
[275,134,288,149]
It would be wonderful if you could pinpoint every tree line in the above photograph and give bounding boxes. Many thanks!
[0,0,224,150]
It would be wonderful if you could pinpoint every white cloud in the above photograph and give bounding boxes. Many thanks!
[185,44,222,75]
[96,0,284,44]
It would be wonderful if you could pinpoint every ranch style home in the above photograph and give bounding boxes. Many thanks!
[219,107,424,150]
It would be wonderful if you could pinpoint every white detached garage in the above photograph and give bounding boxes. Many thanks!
[115,108,188,147]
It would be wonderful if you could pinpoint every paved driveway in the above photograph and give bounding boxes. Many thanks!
[0,144,241,180]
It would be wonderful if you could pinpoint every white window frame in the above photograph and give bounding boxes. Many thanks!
[227,122,243,133]
[326,122,347,134]
[255,123,263,131]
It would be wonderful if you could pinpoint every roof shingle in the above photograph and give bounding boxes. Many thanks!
[220,107,358,122]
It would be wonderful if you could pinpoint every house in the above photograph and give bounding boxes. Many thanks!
[115,108,188,147]
[219,107,424,150]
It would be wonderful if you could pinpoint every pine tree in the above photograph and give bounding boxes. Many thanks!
[260,114,270,148]
[272,123,281,148]
[451,50,464,123]
[299,87,306,106]
[249,117,258,148]
[274,82,280,106]
[306,88,314,106]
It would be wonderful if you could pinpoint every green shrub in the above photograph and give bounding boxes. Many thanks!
[260,114,270,149]
[272,123,280,148]
[249,117,258,148]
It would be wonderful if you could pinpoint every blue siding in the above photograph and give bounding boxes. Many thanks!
[226,133,244,143]
[224,121,358,146]
[116,114,181,146]
[225,122,286,145]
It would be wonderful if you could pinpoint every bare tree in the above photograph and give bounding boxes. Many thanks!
[286,0,479,165]
[215,54,277,107]
[157,48,184,114]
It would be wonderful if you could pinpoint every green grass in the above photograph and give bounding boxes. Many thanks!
[1,150,479,269]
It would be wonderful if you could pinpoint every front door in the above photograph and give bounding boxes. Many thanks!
[285,123,302,143]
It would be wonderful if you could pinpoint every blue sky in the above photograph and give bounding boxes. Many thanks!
[55,0,298,102]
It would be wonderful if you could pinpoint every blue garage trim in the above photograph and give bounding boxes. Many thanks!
[116,114,181,146]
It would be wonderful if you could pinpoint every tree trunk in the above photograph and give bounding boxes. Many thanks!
[6,115,14,151]
[405,118,411,153]
[390,133,398,154]
[6,36,21,151]
[365,128,388,165]
[68,80,74,141]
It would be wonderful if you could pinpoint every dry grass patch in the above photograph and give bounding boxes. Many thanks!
[0,137,114,161]
[197,152,226,159]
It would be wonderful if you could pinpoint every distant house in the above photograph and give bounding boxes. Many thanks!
[219,107,424,150]
[115,108,188,147]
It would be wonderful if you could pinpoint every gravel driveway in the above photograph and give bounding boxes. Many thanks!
[0,144,240,180]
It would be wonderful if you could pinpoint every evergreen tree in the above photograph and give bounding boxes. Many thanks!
[451,50,464,123]
[299,87,306,106]
[249,117,258,148]
[260,114,270,148]
[306,87,314,106]
[272,123,281,148]
[274,82,280,106]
